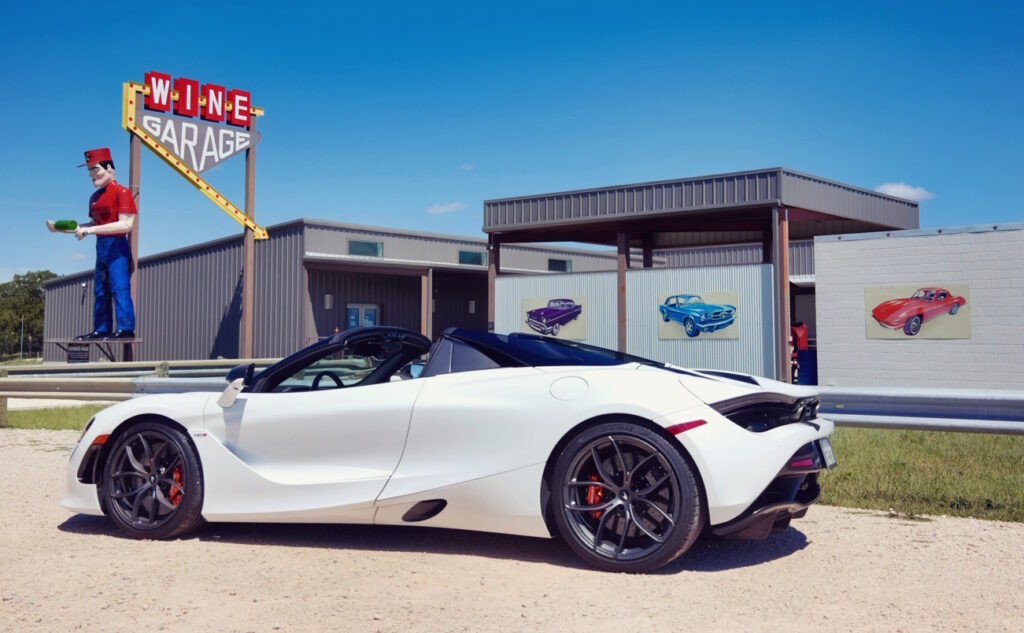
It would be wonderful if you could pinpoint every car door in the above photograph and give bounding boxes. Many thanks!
[202,335,426,523]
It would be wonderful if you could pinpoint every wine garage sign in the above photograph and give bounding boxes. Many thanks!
[122,71,269,239]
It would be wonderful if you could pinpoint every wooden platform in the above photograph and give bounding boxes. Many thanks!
[48,338,143,363]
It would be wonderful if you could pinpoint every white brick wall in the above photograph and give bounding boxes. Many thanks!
[814,227,1024,389]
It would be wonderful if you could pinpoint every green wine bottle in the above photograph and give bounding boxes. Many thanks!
[54,220,78,231]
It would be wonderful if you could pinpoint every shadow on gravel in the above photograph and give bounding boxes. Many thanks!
[59,514,807,573]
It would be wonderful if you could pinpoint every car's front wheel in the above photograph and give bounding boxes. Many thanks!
[551,422,704,572]
[903,315,923,336]
[552,323,561,336]
[949,304,959,315]
[683,317,699,337]
[100,421,204,540]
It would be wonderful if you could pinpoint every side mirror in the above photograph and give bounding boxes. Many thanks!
[217,378,246,408]
[225,363,255,386]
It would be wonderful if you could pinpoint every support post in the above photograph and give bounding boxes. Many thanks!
[0,368,7,428]
[125,134,141,362]
[487,236,500,332]
[771,206,791,382]
[240,122,256,359]
[421,268,433,338]
[617,231,629,352]
[642,235,654,269]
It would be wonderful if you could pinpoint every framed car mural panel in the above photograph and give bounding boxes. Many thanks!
[865,284,971,339]
[658,291,739,340]
[522,297,587,339]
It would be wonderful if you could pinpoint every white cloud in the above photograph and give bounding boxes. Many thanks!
[426,201,467,215]
[874,182,935,202]
[70,252,88,262]
[457,163,474,171]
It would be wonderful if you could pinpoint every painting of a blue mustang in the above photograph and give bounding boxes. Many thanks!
[659,294,736,337]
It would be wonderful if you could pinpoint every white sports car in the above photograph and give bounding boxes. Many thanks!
[63,326,836,572]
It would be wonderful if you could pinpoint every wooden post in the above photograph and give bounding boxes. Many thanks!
[420,269,433,337]
[125,134,141,362]
[487,236,500,332]
[240,121,256,359]
[771,206,792,382]
[642,235,654,269]
[0,368,7,428]
[617,232,629,352]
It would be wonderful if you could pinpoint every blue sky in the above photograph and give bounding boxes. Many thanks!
[1,2,1022,281]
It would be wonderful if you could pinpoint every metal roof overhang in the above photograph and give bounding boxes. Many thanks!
[483,168,919,248]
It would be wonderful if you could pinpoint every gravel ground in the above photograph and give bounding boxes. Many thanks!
[2,428,1022,632]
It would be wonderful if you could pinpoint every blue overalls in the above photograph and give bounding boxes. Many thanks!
[93,235,135,333]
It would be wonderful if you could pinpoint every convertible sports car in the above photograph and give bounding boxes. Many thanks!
[63,326,836,572]
[526,298,582,336]
[871,287,966,336]
[660,294,736,337]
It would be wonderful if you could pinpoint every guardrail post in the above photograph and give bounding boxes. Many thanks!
[0,368,8,428]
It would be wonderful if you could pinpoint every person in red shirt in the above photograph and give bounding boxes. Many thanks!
[47,148,138,340]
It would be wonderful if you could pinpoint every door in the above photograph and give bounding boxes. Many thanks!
[202,333,426,522]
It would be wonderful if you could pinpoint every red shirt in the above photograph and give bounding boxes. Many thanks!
[88,181,137,237]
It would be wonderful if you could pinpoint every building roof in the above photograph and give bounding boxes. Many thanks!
[483,167,920,248]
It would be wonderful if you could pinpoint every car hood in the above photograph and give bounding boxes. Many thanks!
[872,298,912,319]
[528,307,563,318]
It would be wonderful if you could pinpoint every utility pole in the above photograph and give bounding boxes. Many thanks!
[20,315,25,359]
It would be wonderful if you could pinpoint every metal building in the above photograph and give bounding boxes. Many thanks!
[43,219,646,362]
[484,168,919,380]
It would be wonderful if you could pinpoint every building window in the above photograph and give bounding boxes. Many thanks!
[347,304,380,328]
[349,240,383,257]
[458,250,486,266]
[548,258,572,273]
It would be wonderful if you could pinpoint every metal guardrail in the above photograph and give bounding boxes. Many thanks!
[2,372,1022,435]
[819,386,1024,435]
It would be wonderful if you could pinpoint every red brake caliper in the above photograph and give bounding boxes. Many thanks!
[586,474,603,519]
[169,467,183,506]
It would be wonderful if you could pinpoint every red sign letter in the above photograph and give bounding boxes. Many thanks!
[145,71,173,112]
[227,89,251,127]
[174,77,200,117]
[202,83,225,122]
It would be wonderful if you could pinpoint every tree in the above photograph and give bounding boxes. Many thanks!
[0,270,56,357]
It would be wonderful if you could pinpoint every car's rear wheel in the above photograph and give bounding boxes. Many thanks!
[100,422,204,540]
[903,315,923,336]
[551,422,703,572]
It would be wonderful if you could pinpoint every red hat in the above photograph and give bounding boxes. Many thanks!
[78,148,112,167]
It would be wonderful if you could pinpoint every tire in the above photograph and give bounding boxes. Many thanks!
[99,421,204,540]
[683,317,699,338]
[662,313,670,323]
[552,323,561,336]
[949,304,959,315]
[551,421,704,572]
[903,315,923,336]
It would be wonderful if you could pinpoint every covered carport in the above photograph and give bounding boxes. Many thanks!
[483,168,918,381]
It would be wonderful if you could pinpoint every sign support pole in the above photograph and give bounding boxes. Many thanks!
[241,120,256,359]
[126,133,141,362]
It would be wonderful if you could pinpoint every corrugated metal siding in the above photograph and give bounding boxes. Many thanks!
[656,240,814,276]
[307,268,421,338]
[494,272,618,350]
[43,223,304,361]
[304,222,627,273]
[485,170,780,231]
[626,265,775,377]
[432,272,487,337]
[780,170,918,229]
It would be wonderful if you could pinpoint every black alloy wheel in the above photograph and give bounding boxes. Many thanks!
[100,422,204,540]
[552,422,703,572]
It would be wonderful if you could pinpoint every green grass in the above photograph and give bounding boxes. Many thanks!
[4,406,1023,523]
[3,404,109,431]
[820,427,1024,522]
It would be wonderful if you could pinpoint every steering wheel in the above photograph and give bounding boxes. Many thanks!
[311,370,344,390]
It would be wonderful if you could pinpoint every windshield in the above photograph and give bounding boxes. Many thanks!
[685,296,704,304]
[911,289,935,301]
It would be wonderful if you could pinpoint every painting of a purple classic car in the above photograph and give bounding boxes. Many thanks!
[660,294,736,337]
[526,298,582,336]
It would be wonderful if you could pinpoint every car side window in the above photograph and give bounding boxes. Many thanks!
[937,292,948,300]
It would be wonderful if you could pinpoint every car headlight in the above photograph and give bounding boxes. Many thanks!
[700,314,707,321]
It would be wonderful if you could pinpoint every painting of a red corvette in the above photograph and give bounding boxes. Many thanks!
[871,287,966,336]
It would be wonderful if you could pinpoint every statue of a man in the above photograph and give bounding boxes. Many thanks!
[47,148,138,340]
